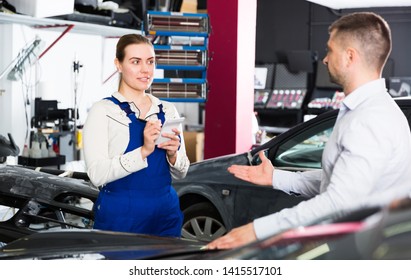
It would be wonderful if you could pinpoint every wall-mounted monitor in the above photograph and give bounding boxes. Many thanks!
[254,64,275,89]
[389,77,411,97]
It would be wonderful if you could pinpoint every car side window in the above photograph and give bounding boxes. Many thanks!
[272,118,336,170]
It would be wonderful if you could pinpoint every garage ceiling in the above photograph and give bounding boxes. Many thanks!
[307,0,411,9]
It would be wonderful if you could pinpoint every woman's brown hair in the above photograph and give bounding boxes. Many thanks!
[116,34,153,63]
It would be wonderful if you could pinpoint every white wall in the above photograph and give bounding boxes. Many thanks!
[0,24,35,151]
[34,30,107,125]
[0,23,199,163]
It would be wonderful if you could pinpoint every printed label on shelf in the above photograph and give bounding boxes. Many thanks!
[170,46,184,50]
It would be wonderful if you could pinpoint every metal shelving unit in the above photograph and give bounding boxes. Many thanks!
[145,11,209,103]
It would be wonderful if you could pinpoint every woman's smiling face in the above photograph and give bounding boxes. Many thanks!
[116,43,156,92]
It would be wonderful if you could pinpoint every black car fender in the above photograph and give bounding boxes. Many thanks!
[175,184,234,231]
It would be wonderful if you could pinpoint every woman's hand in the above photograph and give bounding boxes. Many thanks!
[141,120,161,159]
[157,127,181,165]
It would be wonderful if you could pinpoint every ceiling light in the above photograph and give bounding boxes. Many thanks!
[307,0,411,10]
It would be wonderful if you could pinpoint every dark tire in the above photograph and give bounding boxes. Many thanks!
[181,202,227,242]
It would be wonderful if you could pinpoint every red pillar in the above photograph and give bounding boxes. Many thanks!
[204,0,257,159]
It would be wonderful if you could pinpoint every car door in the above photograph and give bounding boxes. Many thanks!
[232,111,338,228]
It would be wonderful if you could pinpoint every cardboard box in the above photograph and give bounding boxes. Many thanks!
[8,0,75,18]
[183,131,204,163]
[180,0,197,13]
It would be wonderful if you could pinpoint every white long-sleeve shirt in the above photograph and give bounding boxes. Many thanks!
[83,92,190,187]
[254,79,411,240]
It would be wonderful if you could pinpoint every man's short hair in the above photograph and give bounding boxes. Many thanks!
[329,12,392,72]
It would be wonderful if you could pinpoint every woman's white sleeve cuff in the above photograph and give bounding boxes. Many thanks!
[169,151,190,179]
[119,148,148,173]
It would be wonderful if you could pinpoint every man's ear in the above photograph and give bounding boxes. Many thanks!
[345,47,357,66]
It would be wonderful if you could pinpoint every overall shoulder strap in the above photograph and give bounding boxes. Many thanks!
[157,103,165,124]
[105,96,135,117]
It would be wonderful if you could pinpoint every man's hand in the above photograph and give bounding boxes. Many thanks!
[206,223,257,250]
[227,151,274,186]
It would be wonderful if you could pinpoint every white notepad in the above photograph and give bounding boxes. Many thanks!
[155,117,185,145]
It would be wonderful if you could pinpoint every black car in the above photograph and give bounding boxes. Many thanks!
[175,98,411,242]
[0,165,98,244]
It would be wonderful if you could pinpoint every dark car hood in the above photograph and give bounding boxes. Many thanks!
[0,230,206,260]
[174,153,252,186]
[0,165,98,201]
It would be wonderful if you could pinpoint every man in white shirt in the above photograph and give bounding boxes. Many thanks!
[207,12,411,249]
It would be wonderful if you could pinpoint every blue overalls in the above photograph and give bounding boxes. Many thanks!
[93,96,183,237]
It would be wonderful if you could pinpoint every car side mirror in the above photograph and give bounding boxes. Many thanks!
[250,149,269,166]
